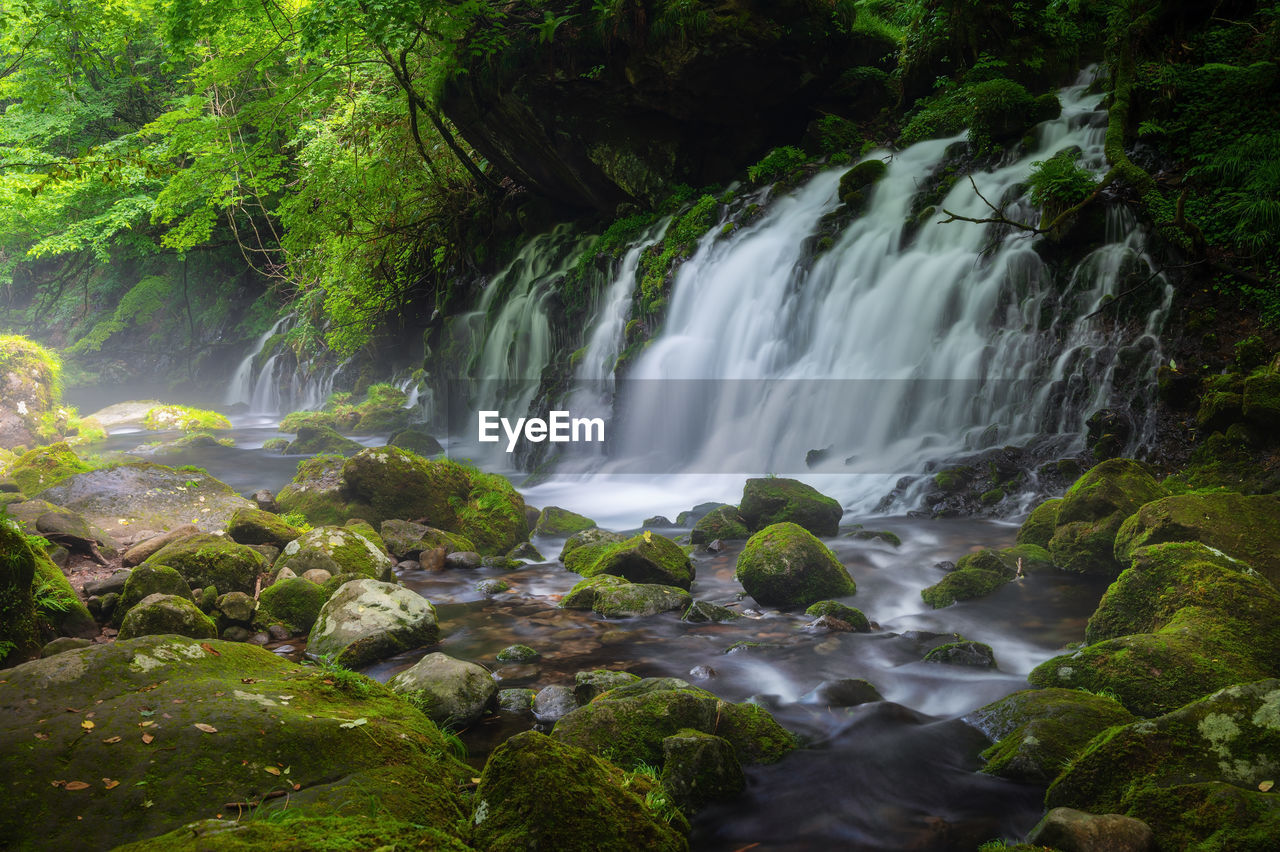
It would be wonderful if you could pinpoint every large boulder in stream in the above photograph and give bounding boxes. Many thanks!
[571,531,694,590]
[277,447,529,555]
[533,505,596,537]
[0,636,471,851]
[387,652,497,727]
[307,578,439,667]
[275,525,395,581]
[735,522,856,608]
[1046,679,1280,850]
[739,477,843,536]
[225,506,303,549]
[37,462,254,535]
[1045,458,1166,576]
[691,505,750,545]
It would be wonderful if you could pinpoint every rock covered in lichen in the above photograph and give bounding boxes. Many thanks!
[307,578,439,667]
[113,563,192,626]
[144,533,267,596]
[254,576,325,634]
[117,593,217,641]
[1046,458,1166,576]
[691,505,750,545]
[388,652,497,727]
[225,506,304,549]
[275,525,394,582]
[735,522,855,608]
[572,531,694,590]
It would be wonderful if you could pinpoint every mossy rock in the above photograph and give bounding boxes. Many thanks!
[307,578,439,668]
[0,636,470,850]
[260,437,290,453]
[660,729,746,811]
[342,519,386,553]
[113,564,192,627]
[117,593,218,640]
[144,534,267,597]
[276,526,394,582]
[31,547,95,639]
[0,334,61,449]
[847,528,902,546]
[736,522,855,608]
[142,405,231,431]
[560,528,628,573]
[115,814,471,852]
[0,517,38,666]
[1047,458,1167,576]
[804,600,870,631]
[933,466,971,492]
[560,574,630,610]
[388,428,444,457]
[838,158,888,210]
[551,677,796,770]
[286,425,363,456]
[7,442,92,495]
[226,507,303,549]
[1196,390,1244,433]
[254,576,325,634]
[279,410,339,433]
[1017,497,1062,548]
[967,78,1038,144]
[1045,679,1280,850]
[496,644,539,663]
[575,532,694,590]
[921,567,1008,609]
[690,505,749,545]
[922,640,995,667]
[682,600,741,623]
[573,669,641,704]
[1112,492,1280,587]
[966,688,1135,784]
[738,477,843,536]
[472,731,688,852]
[387,651,497,727]
[379,519,473,558]
[593,582,692,618]
[533,506,596,537]
[1242,371,1280,428]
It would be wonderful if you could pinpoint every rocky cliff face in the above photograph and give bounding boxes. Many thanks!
[440,0,897,212]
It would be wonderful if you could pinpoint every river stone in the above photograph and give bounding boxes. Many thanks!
[307,578,439,668]
[682,600,741,623]
[276,526,395,581]
[117,593,218,641]
[675,502,728,527]
[113,564,193,626]
[122,524,199,566]
[496,644,539,663]
[922,640,996,668]
[574,532,694,589]
[254,577,325,634]
[1027,808,1155,852]
[287,424,363,455]
[380,519,474,558]
[1046,458,1166,576]
[506,541,544,561]
[561,574,630,609]
[531,684,580,724]
[143,533,267,596]
[444,550,482,569]
[804,600,870,631]
[251,488,278,512]
[660,729,746,810]
[476,578,511,595]
[691,505,750,545]
[40,636,92,657]
[388,652,497,726]
[215,591,256,624]
[559,527,628,567]
[37,462,254,536]
[593,582,692,618]
[471,731,687,852]
[801,678,883,707]
[0,636,471,851]
[84,568,132,597]
[498,688,536,713]
[225,506,303,549]
[739,477,843,536]
[573,669,641,704]
[735,522,856,608]
[533,506,596,537]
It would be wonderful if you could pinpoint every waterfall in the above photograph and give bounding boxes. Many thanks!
[224,317,287,407]
[223,314,349,416]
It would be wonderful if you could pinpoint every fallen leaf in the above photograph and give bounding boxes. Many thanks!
[1261,780,1275,792]
[141,733,154,744]
[200,643,221,657]
[33,733,48,740]
[102,779,119,790]
[80,720,95,731]
[51,780,64,788]
[194,723,218,734]
[139,720,155,728]
[292,783,300,791]
[264,766,281,776]
[102,736,122,744]
[241,678,259,684]
[338,717,367,729]
[64,781,90,791]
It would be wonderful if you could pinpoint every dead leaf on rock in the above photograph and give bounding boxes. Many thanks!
[1261,780,1275,792]
[264,767,281,776]
[80,720,94,731]
[63,781,90,791]
[33,733,49,740]
[141,733,155,744]
[200,643,220,657]
[102,779,120,790]
[194,723,218,734]
[102,736,122,744]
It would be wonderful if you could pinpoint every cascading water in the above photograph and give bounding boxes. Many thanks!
[223,316,288,408]
[223,314,349,416]
[522,68,1170,521]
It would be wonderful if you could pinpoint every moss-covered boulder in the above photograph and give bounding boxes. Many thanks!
[286,424,363,456]
[115,814,471,852]
[1026,809,1155,852]
[6,443,92,495]
[1016,497,1062,548]
[1196,390,1244,433]
[573,669,641,703]
[1047,458,1167,576]
[921,543,1053,608]
[117,593,218,641]
[274,455,367,527]
[551,677,796,770]
[0,636,470,850]
[307,578,438,668]
[276,526,394,582]
[7,499,119,560]
[388,428,444,456]
[1242,370,1280,428]
[1113,492,1280,586]
[254,576,325,634]
[838,158,888,211]
[1046,679,1280,850]
[113,564,193,627]
[31,548,95,639]
[387,651,497,727]
[735,522,855,608]
[691,505,750,545]
[0,334,61,449]
[144,534,267,596]
[472,731,688,852]
[682,600,741,623]
[0,517,38,666]
[560,573,631,610]
[141,405,231,431]
[380,519,473,558]
[573,532,694,590]
[560,527,628,573]
[225,507,303,549]
[533,506,596,537]
[738,477,843,536]
[38,462,254,535]
[593,582,692,618]
[804,600,870,632]
[660,729,746,811]
[922,640,996,667]
[966,688,1135,783]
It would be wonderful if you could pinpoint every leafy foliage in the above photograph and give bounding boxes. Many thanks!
[1027,150,1099,208]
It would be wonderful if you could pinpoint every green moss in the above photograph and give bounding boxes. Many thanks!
[735,522,855,608]
[227,507,304,549]
[738,477,843,536]
[0,334,62,413]
[921,567,1008,608]
[113,563,193,627]
[838,159,888,211]
[638,194,718,315]
[593,583,692,618]
[534,506,596,537]
[561,574,631,610]
[117,594,218,640]
[848,528,902,546]
[279,410,338,433]
[0,517,38,666]
[31,547,94,637]
[116,814,471,851]
[933,466,971,493]
[142,405,232,431]
[561,528,628,573]
[261,437,290,452]
[688,505,747,546]
[659,728,745,811]
[576,532,694,590]
[7,442,92,495]
[1123,781,1280,852]
[1048,458,1167,576]
[255,577,325,633]
[1242,371,1280,427]
[277,526,393,581]
[1196,390,1244,432]
[922,640,996,667]
[804,600,870,631]
[287,425,363,456]
[145,533,268,596]
[1017,497,1063,548]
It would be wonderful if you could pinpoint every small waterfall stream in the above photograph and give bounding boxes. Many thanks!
[222,315,349,416]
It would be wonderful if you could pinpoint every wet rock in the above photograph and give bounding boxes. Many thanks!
[593,582,692,618]
[534,506,596,537]
[248,631,270,645]
[805,614,854,632]
[532,684,580,724]
[739,477,843,536]
[118,593,218,641]
[1028,808,1154,852]
[682,600,741,623]
[277,526,395,581]
[801,678,883,707]
[561,574,631,610]
[251,489,278,512]
[40,637,91,657]
[245,543,280,565]
[847,528,902,546]
[387,428,444,456]
[643,515,676,528]
[559,527,628,572]
[498,687,536,713]
[572,532,694,590]
[705,539,725,553]
[496,644,539,663]
[267,624,291,641]
[113,564,194,626]
[735,522,856,608]
[287,424,363,456]
[1047,458,1167,576]
[143,533,268,597]
[493,664,541,686]
[804,600,870,631]
[380,519,474,558]
[661,729,746,810]
[221,625,252,642]
[476,578,511,595]
[922,640,996,668]
[215,591,256,625]
[121,524,201,567]
[444,550,482,569]
[255,577,325,634]
[675,502,728,526]
[1017,497,1063,549]
[397,559,421,572]
[506,541,543,561]
[691,505,750,545]
[388,652,497,727]
[301,568,331,585]
[688,665,716,681]
[573,669,640,704]
[307,578,439,668]
[84,568,132,597]
[226,506,303,549]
